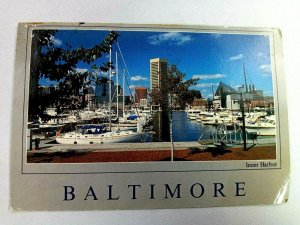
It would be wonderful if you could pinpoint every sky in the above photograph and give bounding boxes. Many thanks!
[38,29,274,98]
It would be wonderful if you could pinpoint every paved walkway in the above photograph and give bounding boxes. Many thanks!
[31,140,204,153]
[29,137,275,153]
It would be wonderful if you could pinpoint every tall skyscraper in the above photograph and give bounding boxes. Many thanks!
[150,58,168,90]
[95,80,115,104]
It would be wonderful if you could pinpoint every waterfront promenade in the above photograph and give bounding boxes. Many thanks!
[27,140,276,163]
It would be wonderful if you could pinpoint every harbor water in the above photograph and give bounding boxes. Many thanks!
[152,111,214,142]
[151,111,275,144]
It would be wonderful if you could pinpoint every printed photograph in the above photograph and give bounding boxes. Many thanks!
[26,28,277,163]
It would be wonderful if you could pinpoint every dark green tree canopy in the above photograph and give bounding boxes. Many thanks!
[29,30,119,118]
[30,30,118,82]
[150,65,200,110]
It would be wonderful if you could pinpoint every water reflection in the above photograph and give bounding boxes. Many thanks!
[152,111,214,142]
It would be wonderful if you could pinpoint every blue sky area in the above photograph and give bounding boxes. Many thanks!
[38,29,274,98]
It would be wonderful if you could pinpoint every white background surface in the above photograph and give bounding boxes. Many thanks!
[0,0,300,224]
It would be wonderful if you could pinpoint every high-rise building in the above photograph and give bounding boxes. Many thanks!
[150,58,168,90]
[84,86,95,103]
[95,82,109,104]
[134,87,148,106]
[95,81,116,104]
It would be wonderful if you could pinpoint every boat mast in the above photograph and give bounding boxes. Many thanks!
[123,68,125,119]
[241,63,247,151]
[212,85,215,111]
[109,45,112,131]
[243,62,248,93]
[116,52,119,119]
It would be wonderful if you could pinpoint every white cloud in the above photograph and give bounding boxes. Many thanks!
[259,64,272,73]
[148,32,192,45]
[131,75,148,81]
[129,85,137,89]
[194,83,216,88]
[75,68,89,73]
[50,35,62,47]
[192,74,226,80]
[262,73,272,77]
[229,54,243,61]
[100,71,109,76]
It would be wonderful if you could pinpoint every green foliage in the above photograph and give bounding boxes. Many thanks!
[29,30,119,118]
[30,30,118,81]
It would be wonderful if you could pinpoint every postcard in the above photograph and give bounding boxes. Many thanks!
[11,23,289,210]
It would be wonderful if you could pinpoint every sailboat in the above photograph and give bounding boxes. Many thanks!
[55,123,144,144]
[55,46,146,144]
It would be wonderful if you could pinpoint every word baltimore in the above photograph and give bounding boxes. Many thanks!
[63,182,246,201]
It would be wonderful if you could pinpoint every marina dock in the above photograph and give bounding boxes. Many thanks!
[27,109,277,163]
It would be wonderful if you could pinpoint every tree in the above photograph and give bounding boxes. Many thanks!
[150,65,199,110]
[29,30,119,119]
[150,65,199,161]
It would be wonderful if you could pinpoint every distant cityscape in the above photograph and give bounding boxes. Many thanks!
[38,57,274,112]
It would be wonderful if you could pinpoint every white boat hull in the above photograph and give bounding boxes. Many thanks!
[56,131,144,144]
[189,115,197,120]
[245,127,276,136]
[244,115,276,136]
